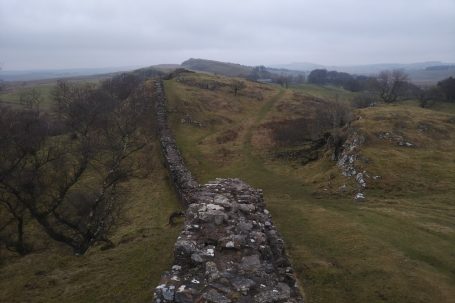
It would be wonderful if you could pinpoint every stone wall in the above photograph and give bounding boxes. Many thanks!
[153,80,304,302]
[154,81,199,205]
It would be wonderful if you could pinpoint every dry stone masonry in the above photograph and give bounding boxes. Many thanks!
[337,129,380,201]
[153,80,304,302]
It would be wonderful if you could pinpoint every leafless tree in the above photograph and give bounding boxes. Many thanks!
[375,69,409,103]
[0,76,152,255]
[0,108,47,254]
[276,75,292,88]
[418,86,443,108]
[230,80,246,96]
[19,88,42,111]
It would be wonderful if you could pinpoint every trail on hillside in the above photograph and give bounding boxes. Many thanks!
[243,88,285,159]
[153,80,305,303]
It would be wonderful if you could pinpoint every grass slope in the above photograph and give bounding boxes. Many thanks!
[164,72,455,303]
[0,83,183,302]
[181,58,253,77]
[0,167,182,302]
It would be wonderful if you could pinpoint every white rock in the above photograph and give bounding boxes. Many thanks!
[225,241,235,248]
[206,203,224,211]
[177,285,186,292]
[172,265,181,271]
[354,192,365,200]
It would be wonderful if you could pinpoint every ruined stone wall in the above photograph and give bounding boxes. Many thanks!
[154,81,199,205]
[153,80,304,302]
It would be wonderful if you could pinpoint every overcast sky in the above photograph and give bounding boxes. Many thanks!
[1,0,454,70]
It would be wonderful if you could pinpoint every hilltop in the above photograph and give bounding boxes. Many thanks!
[181,58,253,77]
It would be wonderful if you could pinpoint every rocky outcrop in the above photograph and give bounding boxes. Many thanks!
[377,131,414,147]
[337,130,368,200]
[152,80,304,302]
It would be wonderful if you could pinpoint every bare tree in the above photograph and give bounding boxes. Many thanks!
[276,75,291,88]
[230,80,246,96]
[0,108,47,254]
[352,92,379,108]
[0,76,152,255]
[19,88,42,110]
[375,69,409,103]
[418,86,443,108]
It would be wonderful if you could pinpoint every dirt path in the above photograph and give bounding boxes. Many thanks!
[243,88,285,160]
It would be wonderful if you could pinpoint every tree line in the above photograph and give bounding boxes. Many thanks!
[0,73,154,255]
[307,68,455,107]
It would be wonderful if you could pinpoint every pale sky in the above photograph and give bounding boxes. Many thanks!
[1,0,454,70]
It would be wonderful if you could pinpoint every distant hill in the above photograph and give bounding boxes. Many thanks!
[181,58,455,85]
[271,62,325,71]
[272,61,449,73]
[150,64,182,73]
[0,66,141,82]
[272,61,455,85]
[181,58,306,80]
[407,66,455,85]
[181,58,253,77]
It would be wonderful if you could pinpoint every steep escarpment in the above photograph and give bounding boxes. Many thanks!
[152,81,304,302]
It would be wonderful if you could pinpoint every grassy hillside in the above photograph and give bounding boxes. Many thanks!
[0,66,163,111]
[0,80,183,303]
[0,77,105,111]
[181,58,253,77]
[0,170,182,302]
[164,72,455,303]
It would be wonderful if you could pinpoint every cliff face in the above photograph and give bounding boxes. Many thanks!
[153,81,304,303]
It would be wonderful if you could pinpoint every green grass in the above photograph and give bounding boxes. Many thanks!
[164,73,455,303]
[0,145,182,303]
[0,77,104,111]
[0,83,55,110]
[290,83,358,102]
[3,74,453,302]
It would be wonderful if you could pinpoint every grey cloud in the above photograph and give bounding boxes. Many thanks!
[1,0,454,70]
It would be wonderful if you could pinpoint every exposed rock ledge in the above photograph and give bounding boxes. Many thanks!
[152,80,304,302]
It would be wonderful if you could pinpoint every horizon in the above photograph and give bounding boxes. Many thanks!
[1,59,454,73]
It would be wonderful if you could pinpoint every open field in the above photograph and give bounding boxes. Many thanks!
[0,77,107,111]
[164,72,455,303]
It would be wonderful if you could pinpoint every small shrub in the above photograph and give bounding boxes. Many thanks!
[352,93,379,108]
[216,129,238,144]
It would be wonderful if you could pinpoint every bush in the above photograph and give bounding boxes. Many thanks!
[418,87,444,108]
[352,93,379,108]
[437,77,455,102]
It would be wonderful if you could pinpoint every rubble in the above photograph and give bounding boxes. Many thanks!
[337,130,368,199]
[377,131,414,147]
[153,80,304,302]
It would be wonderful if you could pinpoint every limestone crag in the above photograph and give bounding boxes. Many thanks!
[153,80,304,302]
[337,130,374,201]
